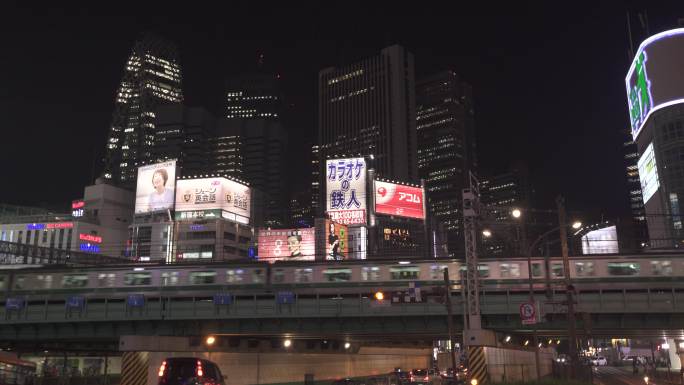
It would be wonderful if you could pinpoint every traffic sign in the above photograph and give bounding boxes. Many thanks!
[520,302,537,325]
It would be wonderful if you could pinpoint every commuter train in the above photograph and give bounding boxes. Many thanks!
[1,253,683,299]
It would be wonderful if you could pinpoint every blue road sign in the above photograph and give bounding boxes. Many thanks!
[213,293,233,305]
[5,298,24,310]
[127,294,145,307]
[276,291,296,304]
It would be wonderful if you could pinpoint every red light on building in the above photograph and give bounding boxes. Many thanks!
[71,201,85,209]
[79,234,102,243]
[47,222,74,229]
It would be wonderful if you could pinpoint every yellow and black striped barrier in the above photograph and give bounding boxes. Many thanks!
[120,351,149,385]
[468,346,488,385]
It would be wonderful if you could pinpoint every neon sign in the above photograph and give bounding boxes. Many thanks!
[72,201,85,209]
[79,243,101,253]
[79,234,102,243]
[47,222,73,229]
[26,223,46,230]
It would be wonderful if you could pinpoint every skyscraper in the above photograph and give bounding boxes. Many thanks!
[416,70,476,258]
[225,71,282,119]
[318,45,417,188]
[222,70,288,227]
[103,33,183,187]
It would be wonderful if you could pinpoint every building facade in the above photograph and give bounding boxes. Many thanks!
[416,71,476,258]
[629,28,684,248]
[103,33,183,187]
[318,45,417,196]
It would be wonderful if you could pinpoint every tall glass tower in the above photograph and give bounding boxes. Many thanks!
[103,33,183,187]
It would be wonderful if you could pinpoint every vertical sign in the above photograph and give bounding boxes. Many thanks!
[326,157,367,225]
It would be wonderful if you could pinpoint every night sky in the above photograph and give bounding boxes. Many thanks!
[1,2,682,220]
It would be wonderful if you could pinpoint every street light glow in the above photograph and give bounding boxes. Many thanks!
[512,209,521,218]
[205,336,216,345]
[572,221,582,229]
[482,229,492,238]
[283,339,292,348]
[344,342,351,349]
[504,336,511,343]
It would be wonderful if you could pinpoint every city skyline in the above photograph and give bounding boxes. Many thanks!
[1,3,682,221]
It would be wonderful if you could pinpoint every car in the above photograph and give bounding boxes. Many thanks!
[389,370,410,385]
[591,356,608,366]
[440,367,466,385]
[158,357,226,385]
[410,369,431,385]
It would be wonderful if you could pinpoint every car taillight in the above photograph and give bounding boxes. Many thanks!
[197,360,203,377]
[158,361,166,377]
[424,377,429,381]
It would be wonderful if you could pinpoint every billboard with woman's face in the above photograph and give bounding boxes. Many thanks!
[135,160,177,214]
[257,228,315,262]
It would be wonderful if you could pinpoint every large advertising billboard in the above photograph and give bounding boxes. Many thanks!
[626,28,684,140]
[175,177,251,222]
[257,228,315,262]
[581,225,619,255]
[638,142,660,204]
[325,220,349,260]
[326,157,367,225]
[135,160,177,214]
[374,181,425,219]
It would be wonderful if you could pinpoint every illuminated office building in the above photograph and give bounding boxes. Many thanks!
[103,33,183,187]
[318,45,417,191]
[416,70,476,258]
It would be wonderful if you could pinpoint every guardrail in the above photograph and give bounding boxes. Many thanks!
[2,288,684,324]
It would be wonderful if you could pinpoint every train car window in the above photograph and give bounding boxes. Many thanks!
[124,272,152,286]
[273,269,285,283]
[161,272,179,286]
[458,264,490,278]
[13,275,26,290]
[295,268,313,283]
[500,263,520,278]
[390,266,420,280]
[37,274,53,289]
[226,269,244,283]
[551,263,564,278]
[252,269,264,283]
[98,273,116,287]
[323,268,352,282]
[362,266,380,281]
[62,274,89,288]
[607,262,640,276]
[575,262,595,277]
[430,266,448,279]
[531,263,543,277]
[189,271,217,284]
[0,275,5,290]
[651,261,672,276]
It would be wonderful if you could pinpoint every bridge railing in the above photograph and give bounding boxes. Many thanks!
[2,288,684,325]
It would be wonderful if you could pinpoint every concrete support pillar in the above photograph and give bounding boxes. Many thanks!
[669,339,681,370]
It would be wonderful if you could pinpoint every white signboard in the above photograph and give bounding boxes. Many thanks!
[325,157,367,225]
[638,142,660,204]
[135,160,177,214]
[581,225,619,255]
[175,177,251,221]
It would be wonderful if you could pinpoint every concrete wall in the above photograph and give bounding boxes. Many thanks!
[146,347,430,385]
[484,347,555,383]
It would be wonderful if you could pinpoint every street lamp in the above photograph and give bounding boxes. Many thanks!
[572,221,582,230]
[512,209,522,219]
[482,229,492,238]
[283,339,292,348]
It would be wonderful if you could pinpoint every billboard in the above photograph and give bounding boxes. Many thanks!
[326,157,367,225]
[325,220,349,260]
[374,181,425,219]
[626,28,684,140]
[175,177,251,223]
[581,225,619,255]
[638,142,660,204]
[257,228,315,262]
[135,160,177,214]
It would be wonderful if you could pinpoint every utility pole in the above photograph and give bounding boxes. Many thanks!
[557,195,577,378]
[444,268,458,372]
